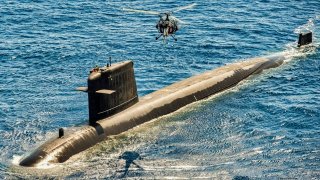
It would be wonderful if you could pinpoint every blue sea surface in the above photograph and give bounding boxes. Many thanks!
[0,0,319,179]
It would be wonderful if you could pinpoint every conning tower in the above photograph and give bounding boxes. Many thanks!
[78,61,138,125]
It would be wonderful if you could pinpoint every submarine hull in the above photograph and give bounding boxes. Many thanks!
[20,54,285,167]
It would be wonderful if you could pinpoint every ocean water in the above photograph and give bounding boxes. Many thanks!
[0,0,319,179]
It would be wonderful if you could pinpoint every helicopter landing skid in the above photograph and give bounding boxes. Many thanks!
[156,34,163,40]
[171,35,177,41]
[156,34,177,41]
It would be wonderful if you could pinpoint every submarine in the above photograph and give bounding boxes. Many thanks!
[19,32,313,167]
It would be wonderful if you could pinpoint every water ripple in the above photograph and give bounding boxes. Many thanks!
[1,0,319,179]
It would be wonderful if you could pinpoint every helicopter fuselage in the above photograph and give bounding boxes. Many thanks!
[156,13,179,40]
[123,3,196,41]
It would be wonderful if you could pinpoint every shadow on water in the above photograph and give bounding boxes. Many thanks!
[233,176,250,180]
[117,151,143,178]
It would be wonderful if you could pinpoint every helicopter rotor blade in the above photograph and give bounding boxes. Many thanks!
[171,16,189,25]
[122,8,160,15]
[172,3,197,13]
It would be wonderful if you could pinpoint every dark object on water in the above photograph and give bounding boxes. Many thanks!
[18,57,285,167]
[298,32,312,47]
[118,151,143,178]
[233,176,250,180]
[19,33,313,167]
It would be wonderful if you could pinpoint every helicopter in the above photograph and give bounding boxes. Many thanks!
[123,3,196,41]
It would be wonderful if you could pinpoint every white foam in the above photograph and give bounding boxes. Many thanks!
[283,16,319,62]
[294,17,317,34]
[11,155,23,166]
